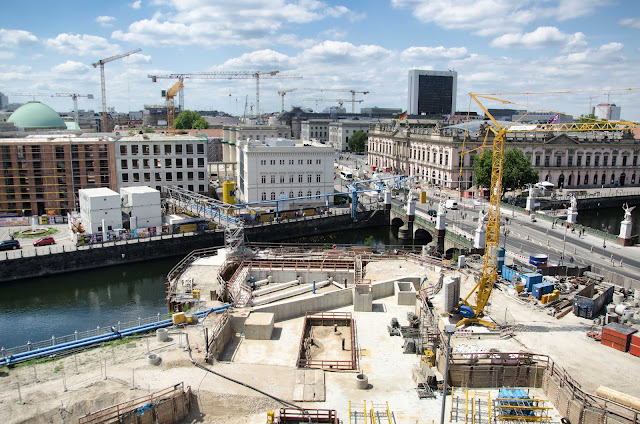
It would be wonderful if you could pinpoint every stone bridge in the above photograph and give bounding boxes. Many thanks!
[389,203,475,257]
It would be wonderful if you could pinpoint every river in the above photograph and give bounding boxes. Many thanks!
[1,226,413,349]
[576,205,640,237]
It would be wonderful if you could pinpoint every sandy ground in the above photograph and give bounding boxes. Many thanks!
[2,258,638,424]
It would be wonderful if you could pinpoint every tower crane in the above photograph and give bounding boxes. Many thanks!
[453,91,640,329]
[303,88,369,113]
[302,98,362,112]
[92,48,142,132]
[4,92,94,127]
[277,88,298,113]
[162,80,184,131]
[147,71,302,117]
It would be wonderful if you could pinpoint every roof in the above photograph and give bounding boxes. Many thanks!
[8,101,66,129]
[78,187,119,197]
[120,186,159,194]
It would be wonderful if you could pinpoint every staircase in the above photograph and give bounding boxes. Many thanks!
[226,265,252,307]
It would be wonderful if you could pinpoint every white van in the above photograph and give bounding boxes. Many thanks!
[445,199,458,210]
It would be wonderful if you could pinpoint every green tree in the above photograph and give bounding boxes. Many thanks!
[576,113,602,123]
[473,148,538,197]
[348,130,368,152]
[174,110,209,129]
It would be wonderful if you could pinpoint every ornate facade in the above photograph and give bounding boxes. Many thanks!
[367,122,640,190]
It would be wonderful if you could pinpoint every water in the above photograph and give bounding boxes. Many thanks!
[0,257,178,349]
[290,225,430,248]
[576,206,640,237]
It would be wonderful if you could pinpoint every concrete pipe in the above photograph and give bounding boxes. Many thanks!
[147,354,161,365]
[356,373,368,389]
[156,328,169,342]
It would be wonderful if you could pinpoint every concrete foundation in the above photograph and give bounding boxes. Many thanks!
[395,281,417,306]
[244,312,274,340]
[354,286,373,312]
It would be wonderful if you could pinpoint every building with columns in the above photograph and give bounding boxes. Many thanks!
[368,122,640,190]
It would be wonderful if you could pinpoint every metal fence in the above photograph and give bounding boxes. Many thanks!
[0,313,166,359]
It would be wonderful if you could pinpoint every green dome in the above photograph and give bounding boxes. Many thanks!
[8,101,66,130]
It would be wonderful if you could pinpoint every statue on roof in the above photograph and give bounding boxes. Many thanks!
[623,202,635,222]
[437,199,446,216]
[570,194,577,210]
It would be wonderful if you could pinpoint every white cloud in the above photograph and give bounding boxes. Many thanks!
[401,46,468,61]
[391,0,604,36]
[620,18,640,30]
[0,51,16,59]
[126,53,152,64]
[113,0,361,47]
[0,29,38,48]
[299,41,393,64]
[45,33,121,57]
[96,16,116,27]
[130,0,142,9]
[556,42,625,65]
[217,49,294,71]
[52,61,92,73]
[490,27,586,50]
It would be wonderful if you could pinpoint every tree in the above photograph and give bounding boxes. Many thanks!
[473,148,538,197]
[577,113,602,123]
[174,110,209,129]
[348,130,367,152]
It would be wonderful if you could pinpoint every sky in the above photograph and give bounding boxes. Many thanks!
[1,0,640,120]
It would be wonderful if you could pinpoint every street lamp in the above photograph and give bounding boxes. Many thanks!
[440,324,457,424]
[560,222,568,266]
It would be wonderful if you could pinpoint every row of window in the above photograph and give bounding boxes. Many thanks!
[120,157,205,170]
[261,174,323,184]
[534,154,636,168]
[259,159,322,165]
[260,190,323,201]
[564,172,636,186]
[121,171,205,183]
[119,143,205,156]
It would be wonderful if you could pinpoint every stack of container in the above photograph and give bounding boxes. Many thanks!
[630,334,640,357]
[601,322,637,352]
[532,282,555,300]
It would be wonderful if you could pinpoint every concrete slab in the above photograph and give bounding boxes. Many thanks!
[395,280,417,306]
[244,312,274,340]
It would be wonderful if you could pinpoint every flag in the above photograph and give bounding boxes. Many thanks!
[398,111,407,120]
[548,114,559,124]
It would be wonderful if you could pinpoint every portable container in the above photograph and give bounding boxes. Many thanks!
[532,281,555,300]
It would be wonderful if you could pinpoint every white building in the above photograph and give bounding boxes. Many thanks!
[120,186,162,229]
[300,119,331,143]
[221,125,291,162]
[407,70,457,116]
[511,111,573,123]
[79,187,122,234]
[236,138,335,206]
[115,133,208,194]
[594,104,621,121]
[328,120,370,151]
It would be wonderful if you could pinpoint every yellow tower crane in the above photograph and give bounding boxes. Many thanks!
[277,88,297,113]
[162,80,184,131]
[302,98,363,112]
[454,90,640,329]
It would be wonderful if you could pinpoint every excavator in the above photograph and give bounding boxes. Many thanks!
[452,91,639,328]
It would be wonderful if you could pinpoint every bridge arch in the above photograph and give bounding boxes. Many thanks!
[391,217,405,227]
[414,228,432,243]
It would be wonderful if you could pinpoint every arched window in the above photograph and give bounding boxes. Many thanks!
[316,190,321,196]
[307,191,312,197]
[261,192,266,201]
[270,192,276,200]
[545,174,550,181]
[298,191,303,197]
[593,174,597,185]
[568,175,573,186]
[584,174,588,185]
[601,174,606,185]
[576,173,580,186]
[610,174,615,184]
[632,174,636,184]
[289,191,294,198]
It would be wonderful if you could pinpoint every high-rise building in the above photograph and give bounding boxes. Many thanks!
[593,104,621,121]
[407,70,457,116]
[0,92,8,110]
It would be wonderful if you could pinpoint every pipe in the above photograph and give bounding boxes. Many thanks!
[252,281,330,306]
[0,304,232,366]
[252,280,299,297]
[254,278,269,287]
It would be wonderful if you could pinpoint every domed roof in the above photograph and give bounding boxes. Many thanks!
[8,101,66,130]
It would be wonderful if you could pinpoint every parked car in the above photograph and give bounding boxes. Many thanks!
[33,236,56,247]
[0,239,21,250]
[427,209,438,217]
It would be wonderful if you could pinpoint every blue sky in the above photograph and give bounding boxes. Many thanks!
[1,0,640,119]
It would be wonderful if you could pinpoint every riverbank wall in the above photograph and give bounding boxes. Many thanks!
[0,209,387,282]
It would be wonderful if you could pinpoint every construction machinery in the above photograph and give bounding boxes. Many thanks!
[4,92,94,127]
[92,48,142,132]
[303,88,369,113]
[453,91,640,329]
[277,88,297,113]
[162,81,184,131]
[303,98,362,112]
[148,71,302,117]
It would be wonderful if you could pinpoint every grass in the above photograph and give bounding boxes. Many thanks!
[12,227,59,239]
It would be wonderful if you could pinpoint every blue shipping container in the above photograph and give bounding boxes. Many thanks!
[532,282,554,300]
[523,273,543,291]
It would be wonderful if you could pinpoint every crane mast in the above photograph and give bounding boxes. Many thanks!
[277,89,297,113]
[302,98,362,112]
[92,48,141,132]
[455,92,640,329]
[304,88,369,113]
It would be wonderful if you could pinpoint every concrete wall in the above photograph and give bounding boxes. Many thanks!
[1,209,386,283]
[254,288,354,322]
[590,265,640,290]
[250,270,353,285]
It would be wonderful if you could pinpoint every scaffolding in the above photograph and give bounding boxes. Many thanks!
[450,389,553,424]
[349,401,394,424]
